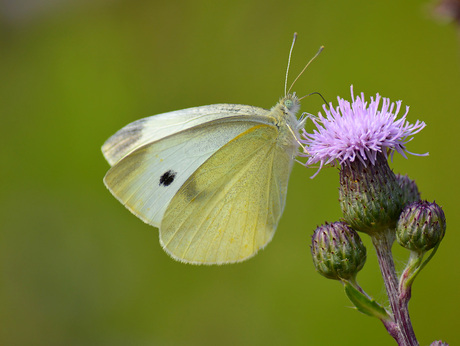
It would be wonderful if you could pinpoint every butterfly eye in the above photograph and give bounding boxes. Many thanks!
[284,99,293,109]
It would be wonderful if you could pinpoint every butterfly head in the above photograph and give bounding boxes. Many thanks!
[281,93,301,117]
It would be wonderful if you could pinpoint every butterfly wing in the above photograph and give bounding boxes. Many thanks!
[103,119,263,228]
[102,104,268,166]
[160,124,296,264]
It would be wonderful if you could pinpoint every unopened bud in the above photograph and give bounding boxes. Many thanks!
[396,201,446,253]
[311,222,367,281]
[395,174,421,206]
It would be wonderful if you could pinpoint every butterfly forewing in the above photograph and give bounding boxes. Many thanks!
[102,104,269,166]
[103,120,264,227]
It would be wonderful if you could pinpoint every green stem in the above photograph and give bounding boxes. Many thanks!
[371,230,418,346]
[399,244,440,303]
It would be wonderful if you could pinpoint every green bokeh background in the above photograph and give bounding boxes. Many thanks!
[1,0,459,345]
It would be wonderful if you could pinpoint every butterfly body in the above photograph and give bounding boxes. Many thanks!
[102,92,305,265]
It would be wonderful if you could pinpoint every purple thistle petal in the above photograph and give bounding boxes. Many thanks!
[300,86,427,177]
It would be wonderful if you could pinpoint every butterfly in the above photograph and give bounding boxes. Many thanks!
[102,34,322,264]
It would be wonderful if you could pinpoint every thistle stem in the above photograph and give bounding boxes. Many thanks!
[371,230,418,346]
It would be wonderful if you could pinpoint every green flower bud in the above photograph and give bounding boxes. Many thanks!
[311,222,367,281]
[339,153,405,235]
[430,341,449,346]
[396,201,446,253]
[395,174,421,207]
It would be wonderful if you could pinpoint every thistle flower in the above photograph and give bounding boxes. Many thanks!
[303,87,443,345]
[301,86,427,234]
[301,85,427,176]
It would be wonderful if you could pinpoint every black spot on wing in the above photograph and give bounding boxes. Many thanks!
[159,170,177,186]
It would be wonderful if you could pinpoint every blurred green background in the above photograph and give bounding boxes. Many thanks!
[1,0,459,345]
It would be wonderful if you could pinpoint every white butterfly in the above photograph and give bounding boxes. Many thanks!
[102,35,322,264]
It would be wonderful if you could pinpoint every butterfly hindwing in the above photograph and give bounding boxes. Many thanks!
[160,124,296,264]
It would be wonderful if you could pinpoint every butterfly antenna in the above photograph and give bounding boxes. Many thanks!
[284,32,298,97]
[287,45,324,95]
[299,91,329,105]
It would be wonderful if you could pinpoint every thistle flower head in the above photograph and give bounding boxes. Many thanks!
[339,153,405,234]
[301,86,427,177]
